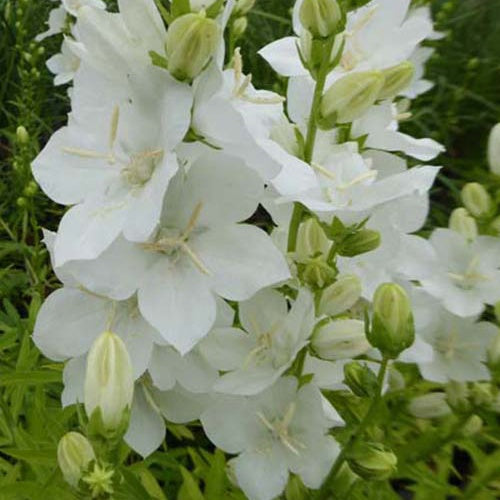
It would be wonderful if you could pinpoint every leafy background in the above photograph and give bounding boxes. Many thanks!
[0,0,500,498]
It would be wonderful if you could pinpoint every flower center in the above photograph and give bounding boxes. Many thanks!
[447,256,490,290]
[257,403,306,456]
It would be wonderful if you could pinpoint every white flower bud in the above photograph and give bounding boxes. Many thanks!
[295,217,331,261]
[299,0,342,39]
[84,331,134,431]
[449,208,477,241]
[408,393,451,419]
[348,443,397,481]
[312,319,370,360]
[369,283,415,359]
[166,12,220,81]
[378,61,415,100]
[57,432,95,487]
[318,274,362,316]
[461,183,495,219]
[488,123,500,175]
[320,71,385,126]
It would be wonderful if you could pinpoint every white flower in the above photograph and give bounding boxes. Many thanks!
[191,50,286,181]
[33,64,193,265]
[397,228,500,317]
[63,0,106,17]
[412,302,498,383]
[201,377,339,500]
[403,47,435,99]
[200,288,315,395]
[59,153,290,353]
[46,37,81,86]
[35,6,67,42]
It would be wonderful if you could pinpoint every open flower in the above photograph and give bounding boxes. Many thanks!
[200,288,315,395]
[201,377,339,500]
[59,152,290,353]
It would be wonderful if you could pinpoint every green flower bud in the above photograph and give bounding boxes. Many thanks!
[232,16,248,38]
[299,0,342,39]
[368,283,415,359]
[348,443,398,481]
[84,331,134,431]
[470,382,494,407]
[234,0,256,16]
[319,71,385,126]
[318,274,362,316]
[488,123,500,175]
[445,381,470,414]
[295,218,331,261]
[337,229,381,258]
[16,125,29,144]
[461,183,495,219]
[300,257,337,289]
[166,12,220,81]
[463,415,483,437]
[449,208,477,241]
[408,393,451,419]
[378,61,415,100]
[343,361,379,398]
[313,319,370,360]
[57,432,95,487]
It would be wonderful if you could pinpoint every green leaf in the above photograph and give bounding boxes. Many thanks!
[206,0,225,18]
[171,0,191,18]
[0,448,57,465]
[0,370,62,386]
[149,50,169,70]
[179,466,204,500]
[204,450,226,500]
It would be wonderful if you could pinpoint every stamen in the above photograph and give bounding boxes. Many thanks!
[395,112,412,121]
[337,170,377,190]
[62,147,116,164]
[180,242,212,275]
[312,162,337,181]
[109,105,120,150]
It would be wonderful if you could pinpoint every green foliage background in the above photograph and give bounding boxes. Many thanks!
[0,0,499,498]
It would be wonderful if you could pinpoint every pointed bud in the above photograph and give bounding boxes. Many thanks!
[57,432,95,487]
[166,12,220,81]
[378,61,415,100]
[319,71,385,126]
[232,16,248,38]
[299,0,342,39]
[84,331,134,431]
[337,229,381,258]
[16,125,29,144]
[295,218,331,261]
[408,393,451,419]
[463,415,483,437]
[488,123,500,175]
[235,0,256,16]
[313,319,370,360]
[343,361,379,398]
[461,183,495,219]
[318,274,362,316]
[449,208,477,241]
[348,443,398,481]
[368,283,415,359]
[445,381,470,414]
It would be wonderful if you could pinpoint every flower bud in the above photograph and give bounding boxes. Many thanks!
[166,12,220,81]
[57,432,95,487]
[348,443,398,481]
[343,361,379,398]
[235,0,256,16]
[16,125,29,144]
[319,71,385,126]
[232,16,248,38]
[463,415,483,437]
[449,208,477,241]
[368,283,415,359]
[301,257,337,289]
[461,183,495,219]
[488,123,500,175]
[445,381,470,414]
[470,382,494,407]
[378,61,415,100]
[84,331,134,431]
[313,319,370,360]
[337,229,381,258]
[318,274,362,316]
[408,393,451,419]
[299,0,342,39]
[295,218,331,261]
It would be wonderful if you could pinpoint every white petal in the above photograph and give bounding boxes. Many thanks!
[139,260,217,354]
[124,385,165,457]
[192,224,290,301]
[33,288,108,361]
[258,37,307,77]
[214,366,282,396]
[62,356,86,407]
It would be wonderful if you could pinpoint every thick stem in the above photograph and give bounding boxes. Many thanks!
[315,358,390,500]
[287,36,335,253]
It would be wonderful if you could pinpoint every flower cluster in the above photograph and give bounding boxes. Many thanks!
[33,0,500,499]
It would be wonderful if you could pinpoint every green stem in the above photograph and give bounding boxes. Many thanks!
[287,36,335,253]
[315,358,389,500]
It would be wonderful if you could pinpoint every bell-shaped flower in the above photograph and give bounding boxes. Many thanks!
[46,38,82,86]
[397,228,500,317]
[33,64,193,266]
[200,288,315,395]
[201,377,340,500]
[59,153,290,353]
